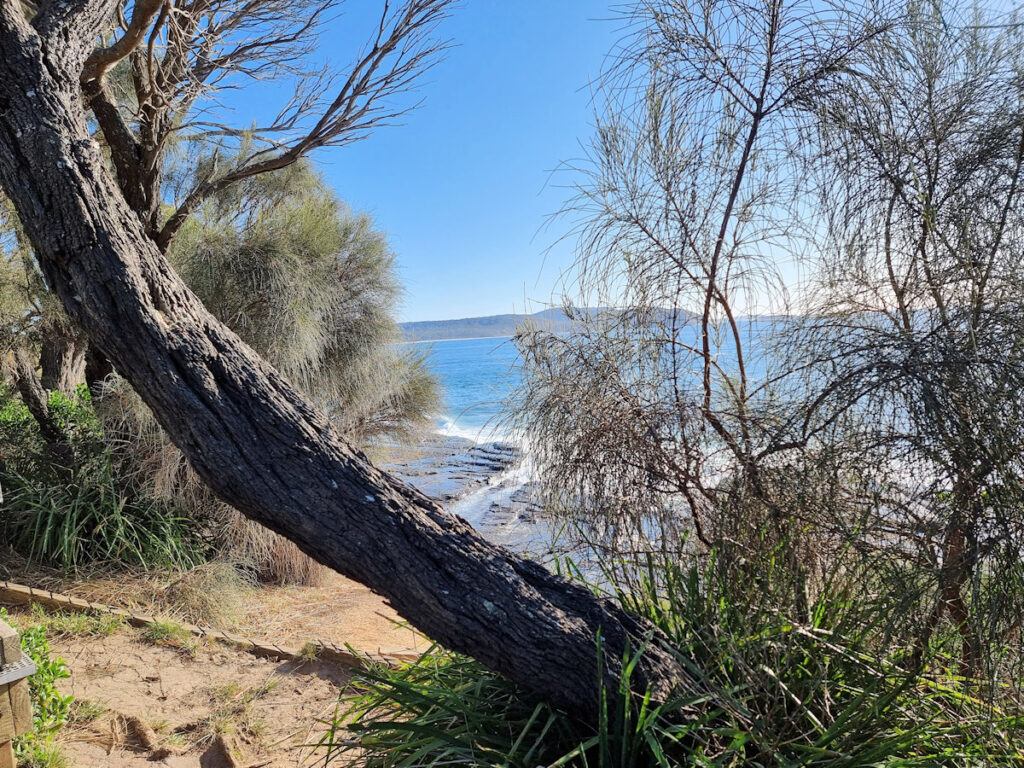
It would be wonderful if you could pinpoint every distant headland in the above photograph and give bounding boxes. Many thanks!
[399,308,578,342]
[400,307,700,342]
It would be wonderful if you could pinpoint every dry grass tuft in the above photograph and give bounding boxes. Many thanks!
[158,561,255,628]
[180,679,278,750]
[0,551,259,631]
[218,513,329,587]
[139,619,196,653]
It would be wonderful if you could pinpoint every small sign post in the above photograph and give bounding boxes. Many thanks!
[0,619,34,768]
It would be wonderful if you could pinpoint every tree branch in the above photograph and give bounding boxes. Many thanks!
[155,0,453,251]
[82,80,150,212]
[80,0,163,84]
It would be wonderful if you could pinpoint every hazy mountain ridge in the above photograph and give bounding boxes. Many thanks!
[400,307,705,342]
[400,308,579,342]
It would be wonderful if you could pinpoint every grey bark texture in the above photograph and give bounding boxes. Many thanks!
[0,0,688,719]
[39,327,87,394]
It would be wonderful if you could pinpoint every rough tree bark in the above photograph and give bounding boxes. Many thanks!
[39,325,87,394]
[0,0,688,719]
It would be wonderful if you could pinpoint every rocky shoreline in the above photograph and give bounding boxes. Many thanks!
[379,431,546,552]
[383,432,520,502]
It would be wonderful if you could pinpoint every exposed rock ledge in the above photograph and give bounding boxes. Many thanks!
[377,431,522,503]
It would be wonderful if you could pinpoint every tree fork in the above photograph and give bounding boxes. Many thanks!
[0,0,688,719]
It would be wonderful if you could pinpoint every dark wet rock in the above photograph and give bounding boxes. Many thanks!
[372,432,550,556]
[377,432,522,504]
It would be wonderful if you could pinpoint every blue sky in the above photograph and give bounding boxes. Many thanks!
[305,2,618,322]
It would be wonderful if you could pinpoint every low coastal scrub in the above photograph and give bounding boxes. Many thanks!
[0,161,437,582]
[323,551,1024,766]
[0,386,206,571]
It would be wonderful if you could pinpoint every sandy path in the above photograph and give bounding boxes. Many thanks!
[232,572,428,655]
[53,630,352,767]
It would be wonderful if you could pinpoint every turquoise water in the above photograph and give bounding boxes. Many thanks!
[412,319,780,443]
[414,336,521,440]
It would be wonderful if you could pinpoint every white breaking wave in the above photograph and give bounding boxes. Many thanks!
[435,415,515,446]
[449,459,546,553]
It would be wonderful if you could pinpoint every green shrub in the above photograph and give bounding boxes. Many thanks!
[0,608,74,765]
[0,390,41,467]
[18,628,73,737]
[319,554,1024,767]
[0,384,103,479]
[0,386,207,571]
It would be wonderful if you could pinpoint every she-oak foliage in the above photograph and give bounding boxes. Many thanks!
[171,162,438,441]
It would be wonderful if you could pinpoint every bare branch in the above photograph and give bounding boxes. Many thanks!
[80,0,163,83]
[155,0,453,250]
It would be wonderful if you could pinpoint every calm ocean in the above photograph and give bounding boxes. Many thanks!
[414,336,522,442]
[410,336,542,550]
[414,321,777,443]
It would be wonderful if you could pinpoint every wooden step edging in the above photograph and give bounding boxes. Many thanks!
[0,618,33,768]
[0,579,421,670]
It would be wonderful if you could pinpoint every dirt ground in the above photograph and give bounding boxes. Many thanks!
[0,566,431,767]
[0,549,429,657]
[51,629,348,767]
[232,572,428,655]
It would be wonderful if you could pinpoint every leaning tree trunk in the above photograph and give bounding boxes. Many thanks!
[0,0,688,720]
[11,346,73,468]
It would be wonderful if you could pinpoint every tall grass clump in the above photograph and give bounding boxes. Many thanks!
[3,472,204,571]
[322,543,1024,766]
[0,386,205,571]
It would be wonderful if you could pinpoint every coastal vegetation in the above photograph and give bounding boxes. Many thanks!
[0,0,689,724]
[0,0,1022,766]
[0,160,436,582]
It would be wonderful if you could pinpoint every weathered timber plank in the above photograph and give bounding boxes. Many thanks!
[0,582,158,629]
[0,660,34,687]
[0,704,13,745]
[7,681,30,737]
[0,618,34,743]
[0,619,19,745]
[0,686,15,743]
[0,622,19,666]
